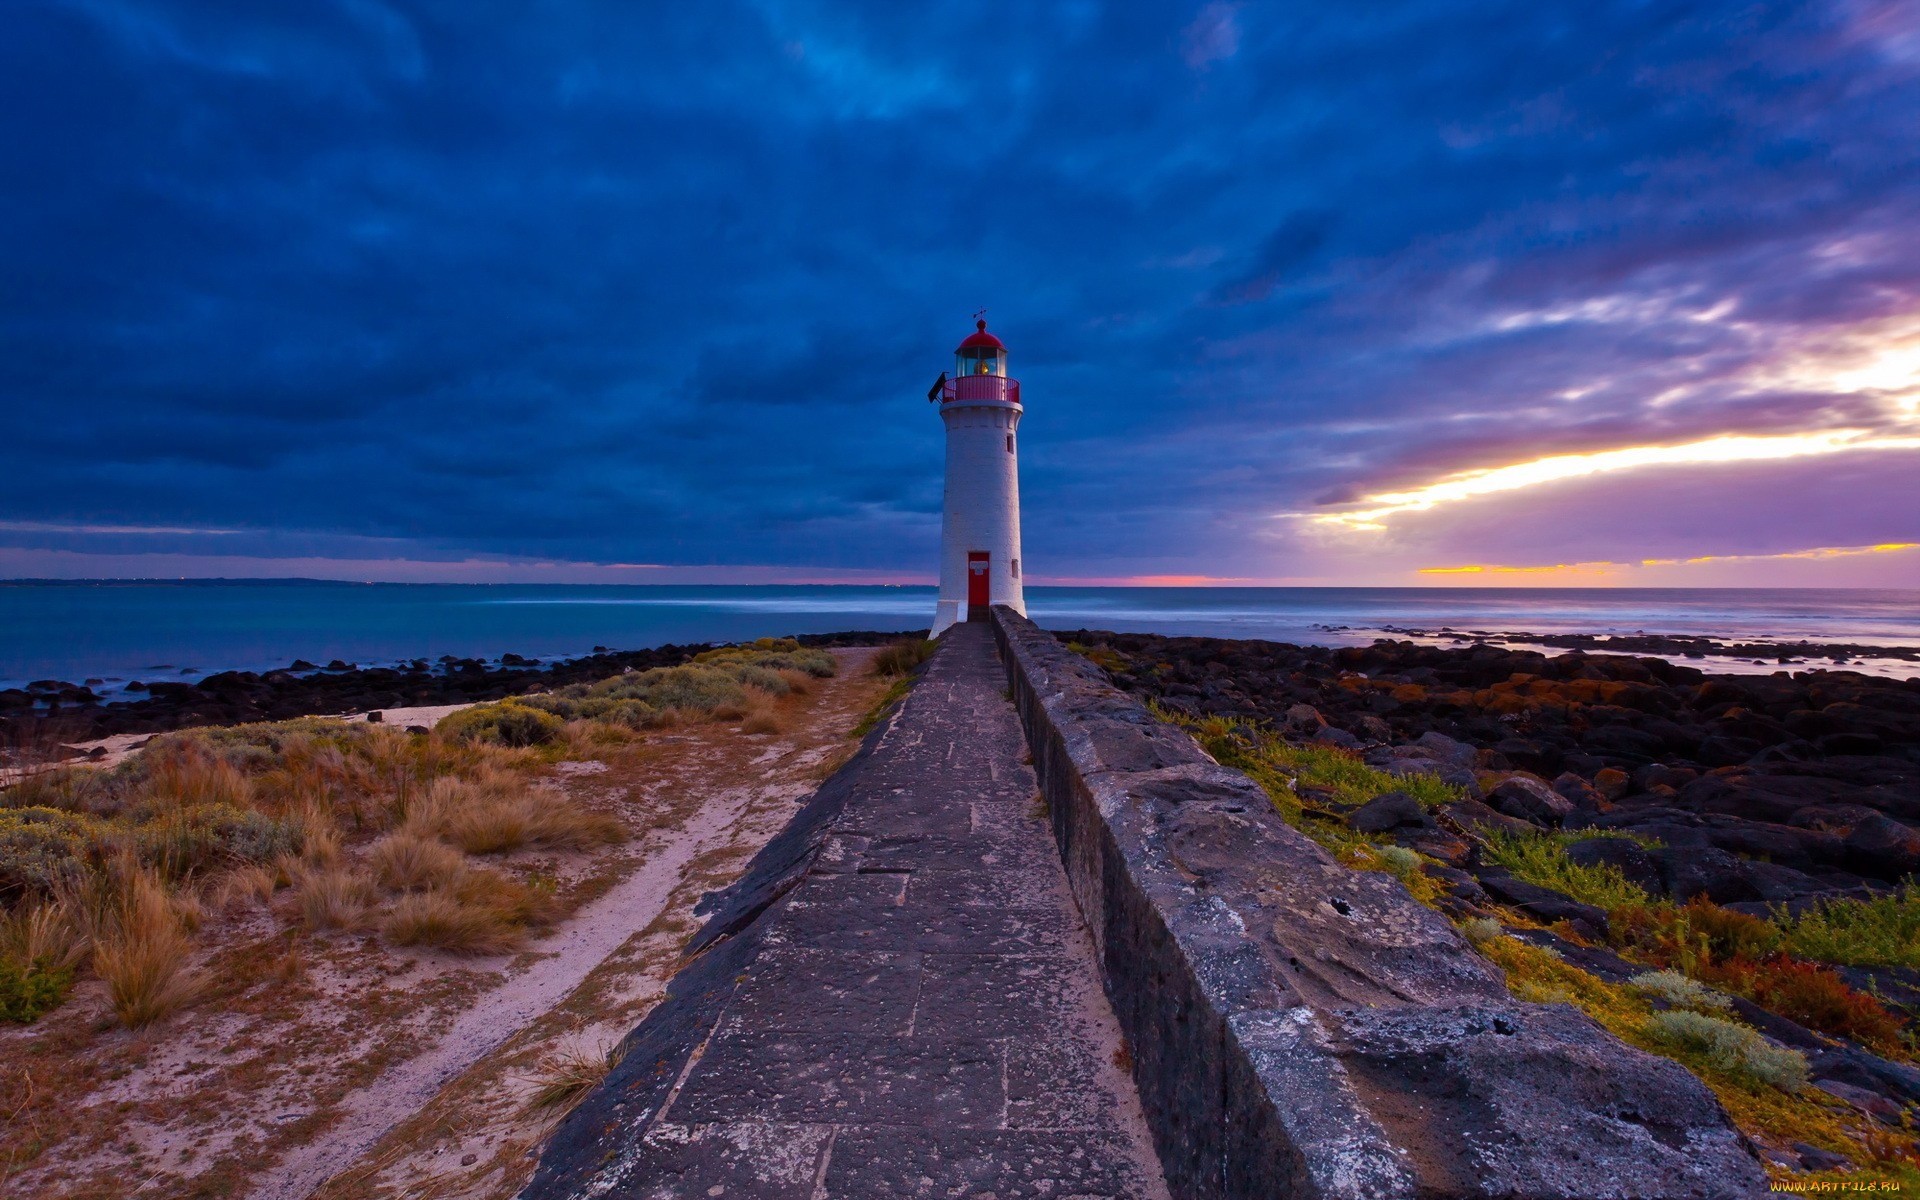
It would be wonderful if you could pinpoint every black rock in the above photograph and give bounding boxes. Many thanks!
[1652,847,1765,904]
[1487,775,1575,827]
[1563,837,1664,895]
[1348,791,1429,833]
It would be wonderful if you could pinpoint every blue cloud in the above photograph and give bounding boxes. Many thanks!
[2,0,1917,581]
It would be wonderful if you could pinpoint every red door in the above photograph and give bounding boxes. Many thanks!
[966,552,990,618]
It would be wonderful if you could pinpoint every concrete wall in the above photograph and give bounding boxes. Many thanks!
[989,606,1769,1200]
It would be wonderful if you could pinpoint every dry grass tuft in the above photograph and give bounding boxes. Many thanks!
[92,864,204,1028]
[382,891,524,956]
[292,866,376,932]
[298,816,343,868]
[520,1040,624,1118]
[144,740,252,811]
[369,833,466,893]
[740,704,787,736]
[0,898,88,974]
[409,775,624,855]
[776,668,815,695]
[213,863,279,910]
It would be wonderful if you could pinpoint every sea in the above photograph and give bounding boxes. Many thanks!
[1,581,1916,695]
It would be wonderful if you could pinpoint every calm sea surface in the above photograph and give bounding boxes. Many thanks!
[1,582,1916,691]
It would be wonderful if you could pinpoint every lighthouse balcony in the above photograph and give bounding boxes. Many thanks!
[941,374,1021,405]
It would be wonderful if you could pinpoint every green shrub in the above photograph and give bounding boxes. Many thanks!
[438,702,566,747]
[1460,917,1504,945]
[133,803,301,879]
[1630,969,1732,1012]
[732,664,791,696]
[0,957,74,1024]
[1646,1009,1808,1092]
[692,638,837,678]
[0,807,112,898]
[1481,831,1652,911]
[1773,887,1920,970]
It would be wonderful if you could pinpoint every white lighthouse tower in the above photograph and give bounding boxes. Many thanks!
[930,317,1026,637]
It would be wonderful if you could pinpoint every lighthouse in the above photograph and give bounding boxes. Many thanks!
[930,317,1026,637]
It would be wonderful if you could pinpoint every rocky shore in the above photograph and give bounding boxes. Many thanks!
[0,630,911,749]
[1061,628,1920,1175]
[1066,629,1920,907]
[1371,625,1920,668]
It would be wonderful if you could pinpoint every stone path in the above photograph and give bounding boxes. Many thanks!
[572,622,1171,1197]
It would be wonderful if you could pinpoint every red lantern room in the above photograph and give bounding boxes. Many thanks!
[939,319,1021,406]
[955,319,1007,376]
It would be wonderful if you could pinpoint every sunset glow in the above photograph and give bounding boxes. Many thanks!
[1309,429,1920,532]
[1420,542,1920,577]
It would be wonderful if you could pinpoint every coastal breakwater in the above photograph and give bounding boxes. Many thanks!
[990,606,1767,1197]
[528,614,1773,1197]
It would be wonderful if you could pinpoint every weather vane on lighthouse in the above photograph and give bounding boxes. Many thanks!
[928,315,1027,637]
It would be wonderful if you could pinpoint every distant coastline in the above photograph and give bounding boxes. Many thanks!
[2,581,1916,694]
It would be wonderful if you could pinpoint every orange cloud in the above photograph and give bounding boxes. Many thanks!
[1422,542,1919,576]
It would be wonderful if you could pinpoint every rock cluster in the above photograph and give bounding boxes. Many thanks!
[1068,628,1920,1173]
[1004,614,1768,1197]
[1069,631,1920,907]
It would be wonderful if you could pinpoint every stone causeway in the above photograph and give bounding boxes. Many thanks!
[527,614,1771,1199]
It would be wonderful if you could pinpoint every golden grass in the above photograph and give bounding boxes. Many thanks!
[0,898,87,974]
[519,1040,624,1118]
[143,740,252,811]
[408,775,624,855]
[776,668,815,695]
[369,833,466,893]
[91,865,204,1028]
[212,863,279,910]
[381,892,523,956]
[740,703,787,736]
[871,638,937,677]
[292,866,376,932]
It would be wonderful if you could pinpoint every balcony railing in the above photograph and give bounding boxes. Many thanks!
[942,374,1021,405]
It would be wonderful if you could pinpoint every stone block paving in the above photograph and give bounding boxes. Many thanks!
[618,623,1171,1198]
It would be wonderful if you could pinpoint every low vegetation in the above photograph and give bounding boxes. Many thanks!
[1480,830,1653,910]
[872,638,937,677]
[1132,691,1920,1183]
[520,1041,626,1120]
[441,638,840,737]
[0,638,836,1028]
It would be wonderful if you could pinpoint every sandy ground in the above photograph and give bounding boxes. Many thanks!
[0,650,888,1200]
[51,704,480,772]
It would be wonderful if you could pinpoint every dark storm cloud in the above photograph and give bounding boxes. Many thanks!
[3,0,1918,580]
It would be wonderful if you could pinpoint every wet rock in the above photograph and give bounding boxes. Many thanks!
[1842,813,1920,879]
[1352,714,1393,743]
[1311,725,1362,750]
[1562,837,1664,895]
[1414,730,1477,768]
[1283,703,1326,734]
[1551,771,1606,809]
[1438,799,1537,839]
[1475,869,1610,939]
[1348,791,1429,834]
[1593,766,1632,800]
[1815,1079,1909,1127]
[1487,774,1575,827]
[1791,1142,1852,1172]
[1653,847,1766,905]
[1397,828,1472,867]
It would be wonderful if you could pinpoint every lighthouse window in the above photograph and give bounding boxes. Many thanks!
[1006,434,1013,453]
[1012,558,1020,578]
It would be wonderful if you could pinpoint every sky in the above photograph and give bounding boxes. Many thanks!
[4,0,1919,588]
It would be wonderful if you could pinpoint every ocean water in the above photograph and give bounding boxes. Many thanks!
[1,582,1916,693]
